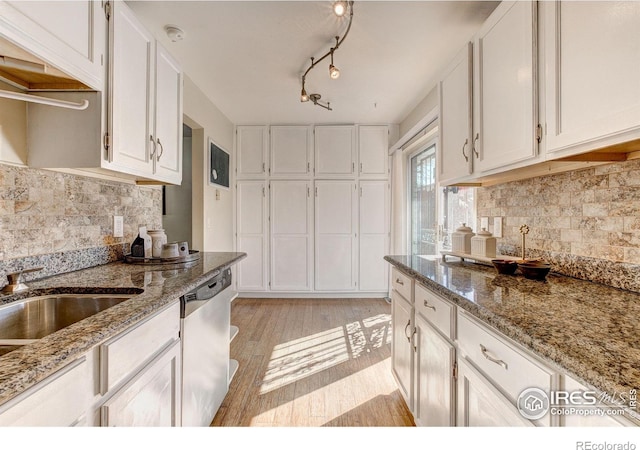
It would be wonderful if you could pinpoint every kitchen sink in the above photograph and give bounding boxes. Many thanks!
[0,294,132,356]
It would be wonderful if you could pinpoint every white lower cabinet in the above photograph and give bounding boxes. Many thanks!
[391,288,414,408]
[0,357,90,426]
[236,180,269,292]
[413,313,456,427]
[101,340,181,427]
[456,357,534,427]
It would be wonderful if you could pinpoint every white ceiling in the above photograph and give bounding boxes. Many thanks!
[127,0,499,126]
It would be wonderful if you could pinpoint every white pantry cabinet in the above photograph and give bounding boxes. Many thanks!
[108,1,182,185]
[314,180,358,291]
[236,125,268,178]
[358,180,389,292]
[270,125,312,177]
[0,0,106,90]
[542,1,640,159]
[314,125,356,177]
[236,180,269,292]
[270,180,313,291]
[358,125,389,178]
[438,42,474,184]
[0,357,90,426]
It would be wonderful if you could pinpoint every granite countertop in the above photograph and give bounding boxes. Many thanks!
[385,254,640,423]
[0,251,246,407]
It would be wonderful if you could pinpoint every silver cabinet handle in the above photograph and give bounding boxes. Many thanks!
[412,328,417,352]
[395,278,404,286]
[473,133,479,157]
[462,138,469,162]
[404,319,412,343]
[480,344,508,370]
[150,135,157,158]
[423,300,436,311]
[156,138,164,161]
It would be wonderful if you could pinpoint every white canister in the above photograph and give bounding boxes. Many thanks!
[470,228,497,258]
[148,229,167,258]
[452,223,475,254]
[139,226,152,258]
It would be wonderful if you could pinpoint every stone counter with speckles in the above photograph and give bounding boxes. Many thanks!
[0,252,246,407]
[385,255,640,424]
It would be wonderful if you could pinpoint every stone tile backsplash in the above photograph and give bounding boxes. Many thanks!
[0,164,162,279]
[477,158,640,292]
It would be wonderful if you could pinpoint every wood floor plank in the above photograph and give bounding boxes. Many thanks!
[212,297,415,427]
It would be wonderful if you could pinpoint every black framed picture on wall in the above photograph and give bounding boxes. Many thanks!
[208,138,230,189]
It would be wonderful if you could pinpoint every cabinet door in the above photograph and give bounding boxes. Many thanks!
[270,126,312,177]
[236,126,268,178]
[315,180,357,291]
[473,0,538,172]
[391,290,413,409]
[438,43,473,184]
[358,180,389,292]
[101,340,181,427]
[314,125,356,176]
[358,125,388,178]
[0,1,106,89]
[543,1,640,157]
[236,181,268,291]
[153,43,183,185]
[109,1,154,177]
[270,180,313,291]
[457,357,534,427]
[414,315,455,427]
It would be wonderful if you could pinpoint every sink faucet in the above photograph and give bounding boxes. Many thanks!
[2,267,43,293]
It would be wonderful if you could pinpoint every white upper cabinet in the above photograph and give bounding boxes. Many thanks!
[109,1,183,185]
[472,0,539,173]
[358,125,389,178]
[542,1,640,158]
[236,125,268,178]
[0,0,106,90]
[153,44,183,184]
[314,125,356,177]
[270,125,312,177]
[438,43,474,184]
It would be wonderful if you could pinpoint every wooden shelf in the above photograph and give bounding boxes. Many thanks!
[229,359,239,386]
[230,325,239,343]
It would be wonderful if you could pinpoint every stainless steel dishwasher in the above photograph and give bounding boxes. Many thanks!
[180,267,236,426]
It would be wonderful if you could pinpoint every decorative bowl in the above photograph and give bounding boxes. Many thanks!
[491,259,518,275]
[517,262,552,280]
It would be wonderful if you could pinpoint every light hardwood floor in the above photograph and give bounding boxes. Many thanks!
[211,298,415,427]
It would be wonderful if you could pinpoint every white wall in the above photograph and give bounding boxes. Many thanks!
[183,75,235,252]
[0,81,27,165]
[399,86,438,139]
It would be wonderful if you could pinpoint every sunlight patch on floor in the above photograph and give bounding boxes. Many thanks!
[259,313,391,395]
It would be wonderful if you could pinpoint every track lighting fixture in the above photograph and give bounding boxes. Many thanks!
[299,1,354,111]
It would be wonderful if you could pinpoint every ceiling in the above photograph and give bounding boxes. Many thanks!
[127,1,499,126]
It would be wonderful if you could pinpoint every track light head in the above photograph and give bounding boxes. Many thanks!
[333,1,348,17]
[329,64,340,79]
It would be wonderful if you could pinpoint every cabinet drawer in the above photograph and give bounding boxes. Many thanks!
[457,311,555,405]
[391,267,412,301]
[0,357,88,426]
[414,283,455,340]
[100,302,180,394]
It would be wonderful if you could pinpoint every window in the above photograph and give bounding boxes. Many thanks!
[410,144,437,255]
[408,143,476,256]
